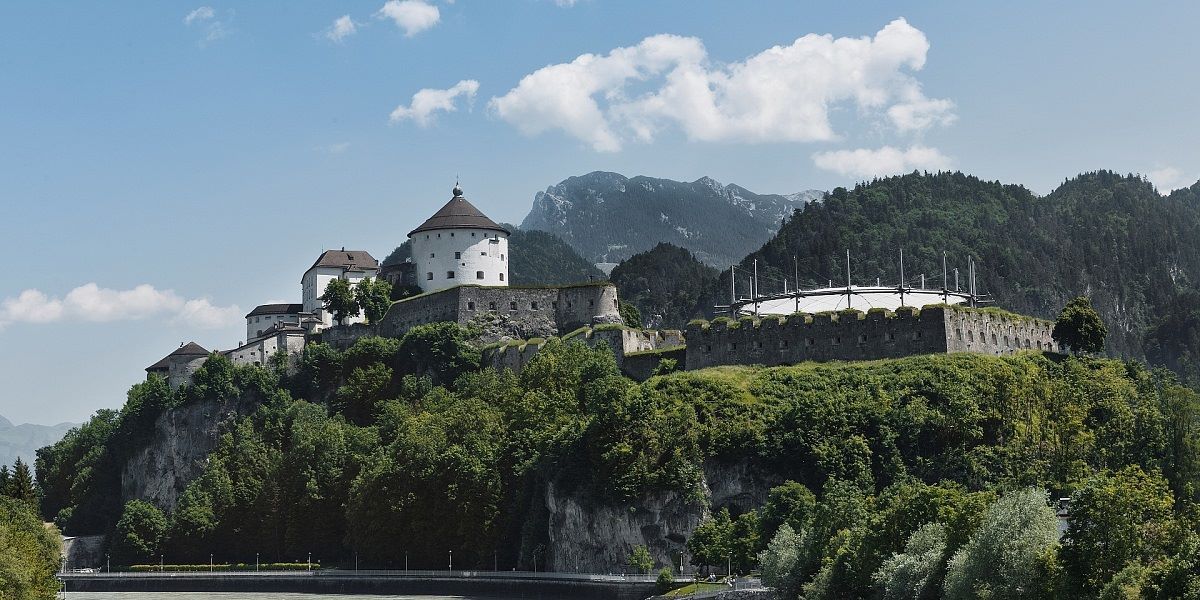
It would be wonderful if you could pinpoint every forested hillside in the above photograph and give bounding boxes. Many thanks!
[733,171,1200,364]
[33,324,1200,596]
[610,243,719,329]
[522,171,820,267]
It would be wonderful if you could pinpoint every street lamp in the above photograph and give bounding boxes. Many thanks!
[210,553,214,572]
[255,552,260,572]
[449,550,453,572]
[307,552,312,571]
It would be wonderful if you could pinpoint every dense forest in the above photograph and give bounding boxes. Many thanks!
[31,313,1200,596]
[610,242,719,329]
[733,171,1200,372]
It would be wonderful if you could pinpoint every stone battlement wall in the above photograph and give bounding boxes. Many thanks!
[685,305,1057,370]
[377,283,621,343]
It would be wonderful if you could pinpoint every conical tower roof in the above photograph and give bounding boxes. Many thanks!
[408,185,509,237]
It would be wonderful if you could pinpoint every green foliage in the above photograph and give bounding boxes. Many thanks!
[942,488,1059,600]
[873,522,947,600]
[381,240,412,267]
[628,544,654,574]
[1145,290,1200,388]
[321,278,358,325]
[112,500,168,565]
[610,243,719,329]
[618,300,643,328]
[688,508,733,570]
[758,523,813,600]
[1060,465,1177,595]
[0,497,61,600]
[354,277,393,324]
[396,323,482,386]
[652,357,680,376]
[1053,296,1108,354]
[4,457,37,506]
[656,567,677,593]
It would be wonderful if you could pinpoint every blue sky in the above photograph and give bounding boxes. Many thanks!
[2,0,1198,425]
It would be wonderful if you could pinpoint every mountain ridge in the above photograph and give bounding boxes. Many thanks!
[520,171,821,268]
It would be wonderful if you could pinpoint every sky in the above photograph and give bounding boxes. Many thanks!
[2,0,1199,425]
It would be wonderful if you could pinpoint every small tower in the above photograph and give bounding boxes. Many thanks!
[409,184,510,293]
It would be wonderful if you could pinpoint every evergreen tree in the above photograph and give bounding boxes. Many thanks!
[1053,296,1108,354]
[6,458,37,506]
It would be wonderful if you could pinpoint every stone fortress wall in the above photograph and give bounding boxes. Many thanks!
[483,326,686,379]
[685,305,1058,371]
[378,282,621,342]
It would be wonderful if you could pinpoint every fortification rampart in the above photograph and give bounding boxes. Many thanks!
[685,305,1057,370]
[483,326,685,380]
[377,283,621,343]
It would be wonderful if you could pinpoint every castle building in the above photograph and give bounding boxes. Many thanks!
[145,342,210,390]
[301,249,380,330]
[245,303,309,343]
[409,185,510,294]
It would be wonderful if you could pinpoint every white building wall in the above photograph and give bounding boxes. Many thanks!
[411,228,509,293]
[246,313,301,342]
[301,266,378,329]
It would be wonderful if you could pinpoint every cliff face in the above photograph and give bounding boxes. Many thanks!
[120,395,259,512]
[542,460,777,573]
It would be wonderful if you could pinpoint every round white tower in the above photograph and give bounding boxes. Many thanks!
[409,184,510,294]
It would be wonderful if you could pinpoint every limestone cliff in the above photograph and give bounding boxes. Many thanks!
[119,394,260,512]
[541,460,777,573]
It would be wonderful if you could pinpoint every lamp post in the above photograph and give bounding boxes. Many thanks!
[307,552,312,571]
[449,550,453,573]
[405,552,408,572]
[106,554,110,574]
[255,552,259,572]
[160,555,164,573]
[210,554,214,573]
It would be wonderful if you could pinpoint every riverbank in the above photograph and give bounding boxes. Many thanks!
[59,571,660,600]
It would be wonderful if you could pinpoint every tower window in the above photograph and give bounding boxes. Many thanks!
[481,252,487,256]
[531,302,539,310]
[468,302,476,311]
[499,273,505,281]
[450,232,454,237]
[426,272,433,280]
[455,252,461,259]
[501,254,505,261]
[471,232,476,237]
[476,271,484,279]
[447,271,455,279]
[430,253,435,258]
[510,302,517,310]
[489,302,496,310]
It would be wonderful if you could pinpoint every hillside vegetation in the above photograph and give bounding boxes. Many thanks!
[33,327,1200,596]
[610,242,719,328]
[736,171,1200,367]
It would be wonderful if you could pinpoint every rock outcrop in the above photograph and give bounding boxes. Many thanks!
[120,394,260,512]
[541,460,778,573]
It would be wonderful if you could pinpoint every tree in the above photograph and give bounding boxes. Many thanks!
[656,567,677,593]
[0,497,61,600]
[619,301,643,328]
[1053,296,1108,354]
[1060,466,1176,595]
[111,500,168,565]
[758,523,809,600]
[6,457,37,506]
[688,508,733,571]
[873,522,947,600]
[628,544,654,574]
[355,277,393,324]
[943,488,1061,600]
[322,278,359,325]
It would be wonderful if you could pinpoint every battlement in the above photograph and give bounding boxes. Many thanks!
[685,304,1057,370]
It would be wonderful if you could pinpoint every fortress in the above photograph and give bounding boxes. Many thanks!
[147,184,1059,389]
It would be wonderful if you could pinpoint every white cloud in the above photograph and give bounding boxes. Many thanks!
[0,283,240,331]
[1147,166,1197,194]
[390,79,480,126]
[184,6,214,25]
[377,0,440,37]
[554,0,580,6]
[325,15,358,42]
[323,142,351,154]
[488,18,953,152]
[811,145,953,179]
[184,6,230,45]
